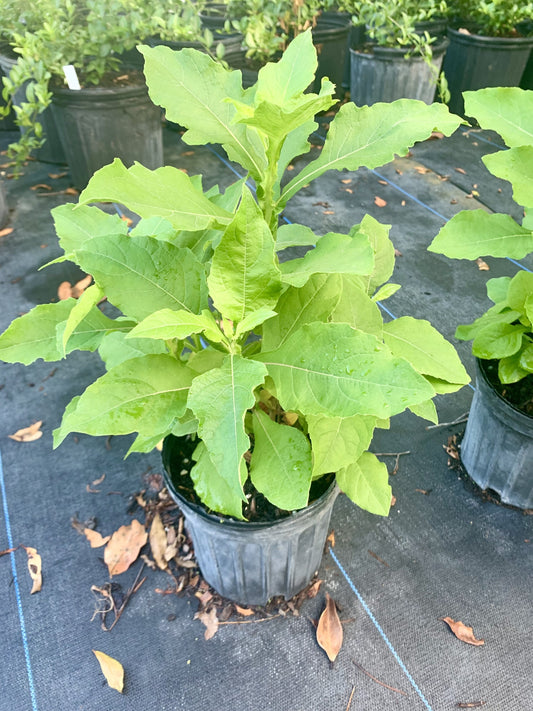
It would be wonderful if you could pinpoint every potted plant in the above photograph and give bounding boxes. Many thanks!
[429,87,533,509]
[0,31,469,604]
[443,0,533,115]
[0,0,164,185]
[341,0,450,105]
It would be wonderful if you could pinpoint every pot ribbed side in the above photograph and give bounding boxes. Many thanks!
[461,360,533,509]
[162,437,339,605]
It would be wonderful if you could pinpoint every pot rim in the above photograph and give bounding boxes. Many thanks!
[447,27,533,47]
[350,37,449,60]
[475,358,533,432]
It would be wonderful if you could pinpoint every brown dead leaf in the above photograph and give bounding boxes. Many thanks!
[71,274,92,297]
[327,531,335,548]
[30,183,52,191]
[394,248,403,257]
[344,188,353,194]
[64,187,79,196]
[104,519,147,577]
[391,495,397,506]
[83,528,110,548]
[48,171,68,179]
[287,164,295,171]
[341,178,352,184]
[455,167,467,175]
[182,150,195,156]
[283,411,299,426]
[430,131,445,140]
[414,166,430,174]
[323,210,335,215]
[8,421,43,443]
[92,650,124,693]
[374,196,387,208]
[22,546,42,593]
[92,473,106,486]
[235,605,255,617]
[0,227,13,238]
[440,617,484,646]
[57,281,72,300]
[476,258,490,271]
[195,607,219,640]
[378,179,388,185]
[149,512,168,570]
[306,579,323,598]
[316,593,343,662]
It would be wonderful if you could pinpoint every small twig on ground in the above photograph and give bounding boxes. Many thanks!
[368,550,389,568]
[352,661,408,696]
[218,614,282,626]
[0,546,18,557]
[457,702,486,708]
[92,563,146,631]
[426,412,469,430]
[345,685,356,711]
[373,451,410,475]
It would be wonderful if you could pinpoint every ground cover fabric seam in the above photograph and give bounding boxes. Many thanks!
[329,547,435,711]
[0,449,40,711]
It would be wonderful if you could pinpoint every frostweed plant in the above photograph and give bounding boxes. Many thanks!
[0,31,469,519]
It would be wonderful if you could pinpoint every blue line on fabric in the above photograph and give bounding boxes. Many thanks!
[459,126,506,150]
[0,450,39,711]
[329,547,435,711]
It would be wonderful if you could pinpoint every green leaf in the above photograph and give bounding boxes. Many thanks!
[130,216,177,242]
[425,376,468,395]
[190,442,245,520]
[329,275,383,337]
[486,276,511,304]
[75,234,208,321]
[409,398,438,424]
[250,410,312,510]
[98,330,167,370]
[208,187,282,322]
[519,342,533,373]
[235,307,277,338]
[256,30,318,105]
[127,309,224,343]
[499,348,531,383]
[336,452,391,516]
[307,414,376,478]
[51,203,128,255]
[357,215,395,295]
[60,283,104,355]
[428,210,533,260]
[127,431,168,455]
[279,100,462,205]
[279,231,374,288]
[472,322,528,359]
[383,317,470,385]
[276,223,318,250]
[54,354,193,446]
[140,45,267,179]
[256,322,435,419]
[277,119,316,186]
[463,88,533,148]
[507,271,533,316]
[372,283,401,302]
[187,354,267,505]
[78,159,232,231]
[262,273,342,351]
[187,347,225,374]
[484,146,533,209]
[455,305,522,341]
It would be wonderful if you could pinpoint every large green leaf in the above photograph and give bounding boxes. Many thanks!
[127,309,224,343]
[279,231,374,288]
[52,203,129,255]
[54,354,193,445]
[383,317,470,385]
[455,304,522,341]
[356,215,395,295]
[275,223,318,250]
[187,354,267,504]
[249,410,312,510]
[207,187,282,323]
[130,216,178,243]
[499,349,531,384]
[98,330,167,370]
[262,273,342,351]
[336,452,391,516]
[428,210,533,260]
[190,442,246,519]
[75,234,208,321]
[472,322,528,359]
[307,414,376,478]
[255,322,435,419]
[484,146,533,209]
[507,271,533,316]
[329,275,383,337]
[78,159,233,232]
[463,88,533,148]
[140,45,267,179]
[60,283,104,355]
[279,100,462,205]
[486,276,512,304]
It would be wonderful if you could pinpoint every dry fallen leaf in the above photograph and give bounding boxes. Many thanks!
[22,546,42,593]
[414,166,430,174]
[48,171,68,179]
[455,167,467,175]
[0,227,13,238]
[374,196,387,208]
[341,178,352,184]
[104,519,148,577]
[149,512,168,570]
[326,531,335,548]
[323,210,335,215]
[92,650,124,693]
[8,421,43,443]
[476,258,490,271]
[30,183,52,191]
[440,617,485,646]
[394,248,403,257]
[283,411,299,426]
[83,528,111,548]
[58,275,92,300]
[195,607,219,640]
[64,187,79,196]
[316,593,343,662]
[235,605,255,617]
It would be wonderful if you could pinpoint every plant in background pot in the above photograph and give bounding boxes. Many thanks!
[340,0,450,105]
[0,31,469,604]
[0,0,163,184]
[429,87,533,509]
[443,0,533,115]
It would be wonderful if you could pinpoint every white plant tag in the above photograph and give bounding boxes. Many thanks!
[62,65,81,90]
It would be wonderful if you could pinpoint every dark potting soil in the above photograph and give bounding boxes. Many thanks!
[50,68,146,91]
[164,433,334,524]
[483,360,533,416]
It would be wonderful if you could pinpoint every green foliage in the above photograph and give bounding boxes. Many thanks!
[429,88,533,386]
[0,31,468,519]
[446,0,533,37]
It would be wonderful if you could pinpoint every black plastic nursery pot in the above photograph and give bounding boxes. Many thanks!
[0,180,8,228]
[162,435,339,606]
[312,15,351,98]
[461,359,533,510]
[0,51,66,163]
[50,82,163,190]
[443,28,533,115]
[350,39,448,106]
